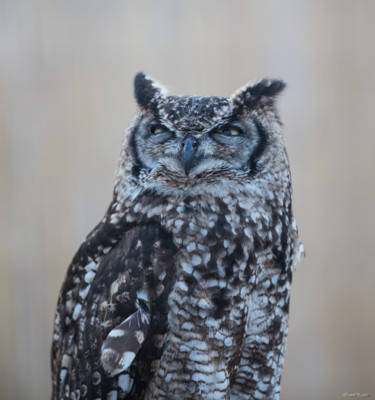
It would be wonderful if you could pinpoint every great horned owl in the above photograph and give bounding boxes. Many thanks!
[51,72,303,400]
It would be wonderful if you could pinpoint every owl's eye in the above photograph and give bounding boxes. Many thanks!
[215,126,242,136]
[150,125,169,135]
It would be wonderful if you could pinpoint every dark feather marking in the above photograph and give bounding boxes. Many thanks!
[248,120,268,176]
[211,287,230,319]
[223,252,236,278]
[244,252,256,281]
[272,248,286,272]
[206,230,217,246]
[224,242,245,278]
[129,119,146,178]
[272,201,290,273]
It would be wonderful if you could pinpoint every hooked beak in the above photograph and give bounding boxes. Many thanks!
[181,134,199,176]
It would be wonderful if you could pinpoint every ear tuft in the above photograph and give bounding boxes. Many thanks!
[230,79,286,111]
[134,72,167,112]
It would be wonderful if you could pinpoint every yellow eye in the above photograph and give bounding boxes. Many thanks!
[216,127,241,136]
[150,125,166,134]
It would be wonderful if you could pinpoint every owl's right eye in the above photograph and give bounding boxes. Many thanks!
[150,125,170,135]
[214,126,242,136]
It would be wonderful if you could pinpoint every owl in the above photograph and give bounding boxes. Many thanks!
[51,72,303,400]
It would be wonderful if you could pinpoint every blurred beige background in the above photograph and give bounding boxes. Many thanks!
[1,1,374,399]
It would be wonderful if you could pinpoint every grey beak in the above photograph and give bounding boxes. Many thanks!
[181,134,199,176]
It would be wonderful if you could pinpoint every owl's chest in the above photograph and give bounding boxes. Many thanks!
[159,200,263,286]
[156,203,264,351]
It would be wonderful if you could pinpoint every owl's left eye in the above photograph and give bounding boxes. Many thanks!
[150,125,169,135]
[214,126,242,136]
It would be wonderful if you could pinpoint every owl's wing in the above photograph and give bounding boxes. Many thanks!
[51,202,177,399]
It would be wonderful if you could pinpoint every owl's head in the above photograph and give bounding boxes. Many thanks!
[119,72,287,199]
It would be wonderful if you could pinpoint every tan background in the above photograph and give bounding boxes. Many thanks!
[1,1,374,399]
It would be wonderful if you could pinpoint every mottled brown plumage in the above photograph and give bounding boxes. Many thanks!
[51,72,303,400]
